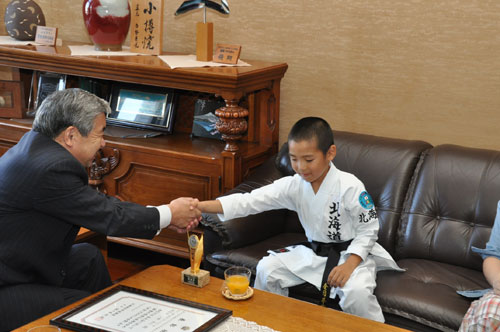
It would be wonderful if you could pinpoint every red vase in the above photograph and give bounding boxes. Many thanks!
[83,0,131,51]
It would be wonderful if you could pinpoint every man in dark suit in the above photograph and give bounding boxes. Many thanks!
[0,89,201,331]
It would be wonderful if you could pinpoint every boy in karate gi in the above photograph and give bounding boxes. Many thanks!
[198,117,402,322]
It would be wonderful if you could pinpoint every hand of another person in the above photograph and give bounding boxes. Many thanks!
[491,278,500,295]
[169,197,201,230]
[327,254,362,288]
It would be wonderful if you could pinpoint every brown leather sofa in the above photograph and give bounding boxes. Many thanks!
[201,130,498,332]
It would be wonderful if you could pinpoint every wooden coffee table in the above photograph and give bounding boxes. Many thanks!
[14,265,409,332]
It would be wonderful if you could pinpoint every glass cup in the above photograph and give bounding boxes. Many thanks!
[27,325,61,332]
[224,266,251,298]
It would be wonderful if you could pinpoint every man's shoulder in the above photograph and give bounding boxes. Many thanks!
[5,131,76,170]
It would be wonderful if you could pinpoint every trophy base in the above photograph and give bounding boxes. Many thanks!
[181,267,210,288]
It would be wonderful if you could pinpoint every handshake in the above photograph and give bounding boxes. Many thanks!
[167,197,203,233]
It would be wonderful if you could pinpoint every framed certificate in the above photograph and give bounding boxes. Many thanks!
[108,83,177,133]
[35,72,67,110]
[50,285,231,332]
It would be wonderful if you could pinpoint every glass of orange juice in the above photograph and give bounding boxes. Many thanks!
[224,266,251,298]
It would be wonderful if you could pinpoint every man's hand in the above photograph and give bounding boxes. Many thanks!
[169,197,201,231]
[327,254,362,288]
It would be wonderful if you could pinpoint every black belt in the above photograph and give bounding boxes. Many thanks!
[302,240,352,306]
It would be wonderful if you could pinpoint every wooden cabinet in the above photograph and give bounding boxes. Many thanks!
[0,43,287,258]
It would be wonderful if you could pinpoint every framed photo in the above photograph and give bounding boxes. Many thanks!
[108,83,177,133]
[50,285,232,332]
[191,98,225,140]
[34,72,67,110]
[0,80,25,118]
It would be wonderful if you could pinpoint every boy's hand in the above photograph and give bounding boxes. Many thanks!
[327,254,362,288]
[169,197,201,229]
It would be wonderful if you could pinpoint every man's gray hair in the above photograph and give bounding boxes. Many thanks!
[32,88,110,139]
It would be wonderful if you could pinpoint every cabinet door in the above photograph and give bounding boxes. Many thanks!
[104,147,221,258]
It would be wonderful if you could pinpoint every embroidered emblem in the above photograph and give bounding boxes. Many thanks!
[359,191,374,210]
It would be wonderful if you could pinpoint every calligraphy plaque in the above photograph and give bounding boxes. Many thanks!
[130,0,163,55]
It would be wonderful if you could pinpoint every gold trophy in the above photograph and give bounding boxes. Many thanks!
[181,232,210,287]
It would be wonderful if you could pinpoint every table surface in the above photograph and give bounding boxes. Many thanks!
[14,265,410,332]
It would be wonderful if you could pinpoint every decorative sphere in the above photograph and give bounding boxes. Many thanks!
[4,0,46,41]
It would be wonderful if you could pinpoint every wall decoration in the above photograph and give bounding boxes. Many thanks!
[4,0,46,41]
[83,0,131,51]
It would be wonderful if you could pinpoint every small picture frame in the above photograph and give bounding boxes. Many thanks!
[108,83,177,133]
[0,80,25,118]
[35,72,66,110]
[191,97,225,140]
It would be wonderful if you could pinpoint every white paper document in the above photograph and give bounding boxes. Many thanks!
[68,45,144,56]
[0,35,42,46]
[159,55,251,69]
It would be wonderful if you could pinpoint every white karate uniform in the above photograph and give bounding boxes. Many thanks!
[217,163,403,322]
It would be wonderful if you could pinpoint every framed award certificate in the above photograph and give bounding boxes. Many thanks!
[108,83,177,133]
[50,285,231,332]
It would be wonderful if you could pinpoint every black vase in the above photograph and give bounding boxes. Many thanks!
[4,0,46,41]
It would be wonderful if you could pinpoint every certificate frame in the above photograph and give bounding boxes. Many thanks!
[50,285,232,332]
[34,72,67,110]
[108,83,177,133]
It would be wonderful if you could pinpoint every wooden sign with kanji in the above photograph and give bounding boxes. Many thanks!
[130,0,163,55]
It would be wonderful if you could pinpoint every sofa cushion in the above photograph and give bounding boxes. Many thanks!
[206,232,307,275]
[376,259,489,331]
[333,131,433,255]
[397,144,500,270]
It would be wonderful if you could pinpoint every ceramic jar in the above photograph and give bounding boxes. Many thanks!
[4,0,46,41]
[82,0,130,51]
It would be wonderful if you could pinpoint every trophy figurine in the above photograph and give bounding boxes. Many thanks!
[181,232,210,287]
[174,0,230,61]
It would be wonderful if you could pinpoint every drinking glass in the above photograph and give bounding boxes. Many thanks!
[224,266,251,297]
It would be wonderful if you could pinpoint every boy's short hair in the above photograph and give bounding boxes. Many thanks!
[287,117,334,154]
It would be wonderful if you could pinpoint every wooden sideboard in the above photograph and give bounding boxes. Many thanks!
[0,43,287,258]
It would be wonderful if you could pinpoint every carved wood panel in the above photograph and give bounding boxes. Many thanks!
[112,163,212,205]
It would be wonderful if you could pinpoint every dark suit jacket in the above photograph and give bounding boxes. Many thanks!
[0,130,159,287]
